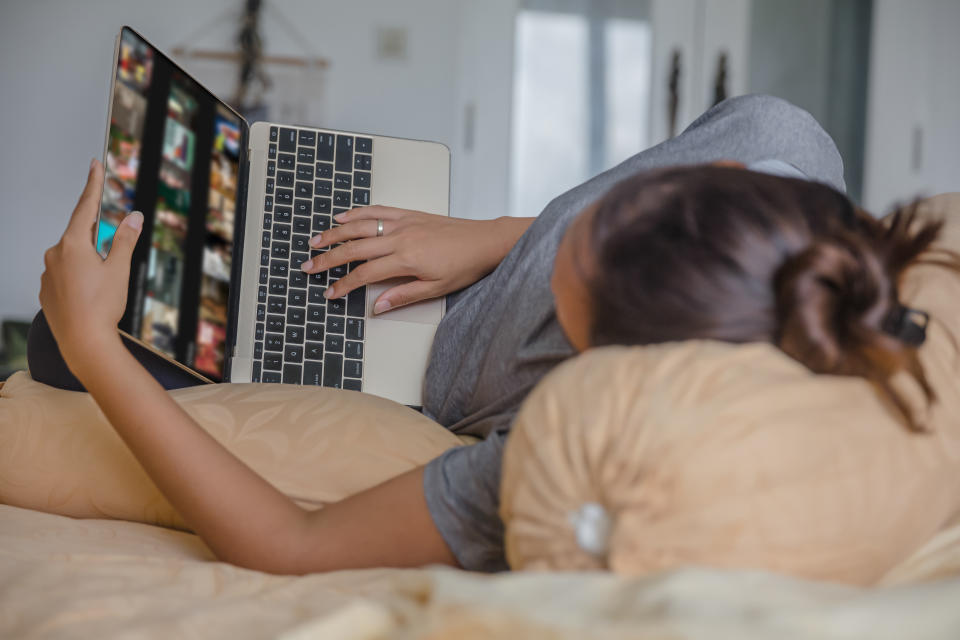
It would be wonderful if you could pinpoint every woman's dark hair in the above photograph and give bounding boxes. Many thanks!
[583,165,956,431]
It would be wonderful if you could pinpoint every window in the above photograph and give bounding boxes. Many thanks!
[510,1,652,217]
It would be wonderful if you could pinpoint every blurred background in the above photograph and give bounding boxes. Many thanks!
[1,0,958,376]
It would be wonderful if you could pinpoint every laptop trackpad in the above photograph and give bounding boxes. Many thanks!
[366,278,442,324]
[364,317,437,405]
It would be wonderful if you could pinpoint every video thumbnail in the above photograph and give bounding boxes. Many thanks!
[162,117,196,172]
[118,29,154,93]
[139,78,201,351]
[152,181,190,255]
[194,274,230,376]
[146,247,184,308]
[99,73,149,254]
[111,81,147,140]
[141,296,178,357]
[207,113,240,242]
[202,242,232,282]
[192,106,242,380]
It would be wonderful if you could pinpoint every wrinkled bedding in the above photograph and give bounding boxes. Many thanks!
[3,504,960,639]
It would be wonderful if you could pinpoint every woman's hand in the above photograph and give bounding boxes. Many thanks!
[38,159,143,373]
[301,205,534,313]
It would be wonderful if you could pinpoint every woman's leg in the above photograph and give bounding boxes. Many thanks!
[27,310,208,392]
[426,94,847,434]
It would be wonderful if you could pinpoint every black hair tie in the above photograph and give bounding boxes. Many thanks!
[882,304,930,346]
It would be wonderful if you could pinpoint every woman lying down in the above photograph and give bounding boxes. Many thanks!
[32,95,958,575]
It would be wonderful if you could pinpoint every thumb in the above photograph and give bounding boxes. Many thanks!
[106,211,144,268]
[373,279,439,314]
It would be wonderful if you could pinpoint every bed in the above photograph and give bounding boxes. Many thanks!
[3,501,960,638]
[5,194,960,638]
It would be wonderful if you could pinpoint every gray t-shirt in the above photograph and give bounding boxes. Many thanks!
[420,185,584,572]
[420,95,844,573]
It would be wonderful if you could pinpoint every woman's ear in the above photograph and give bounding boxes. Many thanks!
[711,159,746,169]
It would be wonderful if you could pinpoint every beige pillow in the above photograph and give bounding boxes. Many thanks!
[0,375,464,530]
[501,194,960,586]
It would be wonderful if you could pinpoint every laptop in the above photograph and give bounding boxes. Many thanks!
[95,26,450,406]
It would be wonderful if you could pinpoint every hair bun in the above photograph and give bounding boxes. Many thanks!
[774,232,893,374]
[774,224,935,430]
[584,166,948,432]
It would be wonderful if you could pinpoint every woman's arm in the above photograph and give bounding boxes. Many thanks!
[302,206,535,313]
[39,161,458,574]
[77,342,455,573]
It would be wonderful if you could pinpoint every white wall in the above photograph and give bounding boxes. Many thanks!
[450,0,518,222]
[863,0,960,214]
[0,0,504,322]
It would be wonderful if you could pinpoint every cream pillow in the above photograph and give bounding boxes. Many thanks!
[501,194,960,586]
[0,376,464,530]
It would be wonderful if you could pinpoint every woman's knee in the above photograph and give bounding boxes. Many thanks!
[27,310,85,391]
[719,94,845,192]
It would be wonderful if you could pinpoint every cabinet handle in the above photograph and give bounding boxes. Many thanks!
[712,51,729,107]
[668,49,681,138]
[912,125,923,172]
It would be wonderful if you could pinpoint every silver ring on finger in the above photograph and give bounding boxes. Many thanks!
[376,219,384,237]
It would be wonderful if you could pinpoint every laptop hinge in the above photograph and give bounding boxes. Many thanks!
[222,134,252,382]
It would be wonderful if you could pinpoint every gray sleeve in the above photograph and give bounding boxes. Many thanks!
[422,430,510,572]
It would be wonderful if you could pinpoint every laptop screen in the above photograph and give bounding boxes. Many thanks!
[96,27,247,382]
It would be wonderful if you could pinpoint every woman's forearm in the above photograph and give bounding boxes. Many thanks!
[74,335,309,573]
[492,216,536,267]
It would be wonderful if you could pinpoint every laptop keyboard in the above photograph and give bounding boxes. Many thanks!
[250,126,373,390]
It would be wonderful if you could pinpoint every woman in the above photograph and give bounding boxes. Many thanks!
[36,94,914,575]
